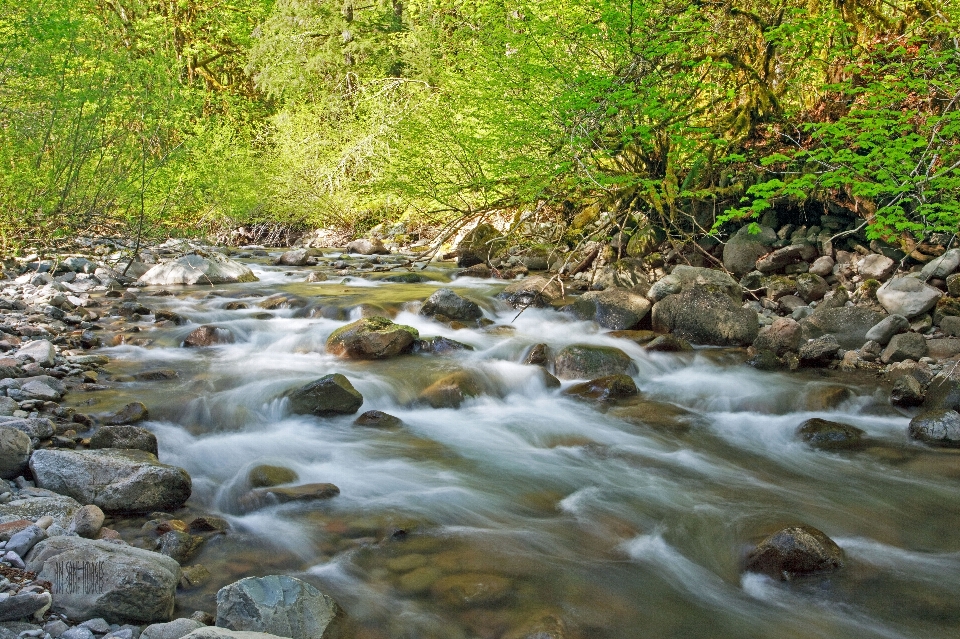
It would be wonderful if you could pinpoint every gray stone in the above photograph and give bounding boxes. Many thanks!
[0,592,50,622]
[155,531,204,564]
[941,316,960,337]
[138,254,258,286]
[0,427,31,480]
[857,254,897,280]
[14,341,55,367]
[5,525,46,557]
[752,317,802,355]
[79,618,112,633]
[98,403,149,426]
[881,332,928,364]
[876,277,943,318]
[553,345,636,380]
[809,256,835,277]
[795,273,828,302]
[69,505,105,539]
[275,250,310,267]
[89,425,158,456]
[865,314,910,346]
[326,317,418,360]
[286,374,363,416]
[215,575,343,639]
[62,627,95,639]
[0,418,55,440]
[571,289,651,330]
[19,380,59,401]
[722,225,777,275]
[0,493,80,528]
[648,265,741,303]
[908,410,960,447]
[141,619,205,639]
[800,306,887,349]
[891,375,925,407]
[797,418,865,450]
[745,525,843,580]
[43,619,69,636]
[0,397,16,417]
[592,259,651,293]
[920,248,960,279]
[948,273,960,297]
[923,373,960,411]
[651,287,759,346]
[755,245,805,274]
[183,630,287,639]
[345,238,389,255]
[30,449,191,514]
[799,335,840,364]
[26,536,181,624]
[497,276,563,309]
[419,289,483,322]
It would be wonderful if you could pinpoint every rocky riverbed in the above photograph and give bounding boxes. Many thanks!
[0,227,957,639]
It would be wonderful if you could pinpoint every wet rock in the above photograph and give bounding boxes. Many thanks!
[804,385,854,411]
[744,525,844,580]
[419,289,482,322]
[26,536,181,623]
[69,505,105,539]
[795,273,828,302]
[189,516,230,534]
[643,334,692,352]
[458,264,492,278]
[0,427,31,480]
[891,375,925,407]
[880,332,928,364]
[286,374,363,416]
[416,336,474,355]
[326,317,418,360]
[430,573,512,608]
[345,238,389,255]
[497,276,563,309]
[649,265,742,303]
[865,314,909,346]
[180,564,212,589]
[154,310,186,325]
[183,326,235,348]
[99,402,149,426]
[753,317,802,356]
[141,618,205,639]
[522,344,549,366]
[553,345,635,380]
[240,484,340,512]
[248,465,298,488]
[89,425,159,456]
[876,277,942,318]
[216,575,344,639]
[30,449,191,514]
[352,410,402,428]
[275,250,311,267]
[797,418,865,450]
[14,340,55,366]
[909,410,960,447]
[571,289,651,330]
[799,306,886,349]
[798,335,840,365]
[156,531,204,564]
[563,374,638,402]
[608,399,703,432]
[857,254,896,280]
[418,372,483,408]
[651,287,759,346]
[920,248,960,279]
[723,225,777,276]
[139,254,257,286]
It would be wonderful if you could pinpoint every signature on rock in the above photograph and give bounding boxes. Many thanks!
[52,561,105,594]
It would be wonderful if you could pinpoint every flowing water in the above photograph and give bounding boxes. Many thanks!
[67,253,960,639]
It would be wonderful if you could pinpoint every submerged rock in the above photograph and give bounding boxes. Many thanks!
[183,325,235,347]
[248,465,298,488]
[744,525,843,580]
[553,344,635,380]
[139,253,258,286]
[98,402,149,426]
[563,375,638,402]
[326,317,418,359]
[796,418,865,450]
[418,372,484,408]
[353,410,403,428]
[286,374,364,416]
[216,575,344,639]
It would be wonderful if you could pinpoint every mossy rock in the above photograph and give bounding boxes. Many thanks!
[327,317,419,359]
[248,464,299,488]
[553,344,636,380]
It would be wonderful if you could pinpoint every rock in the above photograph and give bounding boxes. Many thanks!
[89,425,159,456]
[69,505,105,539]
[744,525,844,580]
[571,289,651,330]
[0,493,80,528]
[0,592,51,622]
[156,531,204,564]
[722,225,777,275]
[880,332,928,364]
[799,306,887,349]
[431,573,512,608]
[415,336,474,354]
[345,238,389,255]
[643,335,692,352]
[456,223,504,265]
[183,326,235,348]
[0,427,31,480]
[553,345,635,380]
[795,273,828,302]
[522,343,550,365]
[183,630,288,639]
[139,254,258,286]
[857,254,897,280]
[14,341,55,366]
[752,317,802,355]
[419,289,483,322]
[286,374,363,416]
[755,245,805,274]
[240,484,340,512]
[26,536,181,623]
[908,410,960,447]
[19,379,60,401]
[920,248,960,279]
[30,449,191,514]
[141,619,205,639]
[215,575,344,639]
[275,250,310,267]
[934,296,960,326]
[99,402,149,426]
[0,417,56,440]
[592,258,651,292]
[418,372,483,408]
[798,335,840,365]
[651,287,759,346]
[941,316,960,337]
[865,314,910,346]
[648,265,741,303]
[352,411,402,428]
[248,465,298,488]
[563,375,638,402]
[796,418,865,450]
[876,277,942,318]
[920,373,960,411]
[62,627,95,639]
[497,276,563,309]
[0,397,16,417]
[891,375,925,407]
[326,317,418,359]
[928,337,960,360]
[948,273,960,296]
[6,524,47,557]
[809,256,835,277]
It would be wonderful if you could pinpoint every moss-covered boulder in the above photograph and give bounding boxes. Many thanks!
[553,344,635,380]
[327,317,418,359]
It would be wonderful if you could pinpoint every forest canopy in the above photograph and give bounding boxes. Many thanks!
[1,0,957,251]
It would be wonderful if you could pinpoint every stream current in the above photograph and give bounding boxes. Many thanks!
[68,252,960,639]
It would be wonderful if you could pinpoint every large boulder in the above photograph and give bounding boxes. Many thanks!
[571,289,651,330]
[0,491,80,528]
[89,425,158,456]
[651,287,758,346]
[139,254,258,286]
[880,332,928,364]
[0,426,31,479]
[796,418,865,450]
[920,248,960,279]
[215,575,344,639]
[876,277,943,318]
[345,238,389,255]
[553,345,635,380]
[648,265,741,303]
[723,225,777,276]
[30,449,191,514]
[497,276,563,309]
[456,223,504,265]
[865,314,909,346]
[744,525,844,580]
[326,317,418,359]
[419,289,483,322]
[923,373,960,412]
[25,536,180,623]
[275,250,311,267]
[799,306,886,349]
[15,340,56,366]
[752,317,802,355]
[286,374,363,416]
[908,410,960,447]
